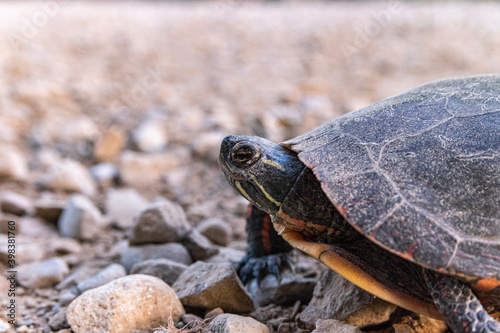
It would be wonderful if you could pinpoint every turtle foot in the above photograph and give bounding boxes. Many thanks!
[237,252,295,285]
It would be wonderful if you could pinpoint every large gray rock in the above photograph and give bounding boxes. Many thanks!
[129,200,191,245]
[130,258,187,286]
[121,242,192,272]
[312,319,361,333]
[208,314,269,333]
[173,261,254,313]
[76,264,126,294]
[58,194,103,240]
[105,188,149,229]
[67,275,184,333]
[17,258,69,289]
[299,270,374,330]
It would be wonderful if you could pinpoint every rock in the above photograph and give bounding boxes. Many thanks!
[17,258,69,289]
[0,145,28,180]
[205,307,224,319]
[59,289,78,306]
[76,264,126,294]
[0,234,47,265]
[182,229,218,261]
[56,265,100,290]
[34,196,66,224]
[89,163,118,187]
[208,314,269,333]
[344,298,397,328]
[42,159,96,196]
[190,131,226,162]
[205,247,245,264]
[94,126,126,162]
[196,218,232,246]
[120,149,188,186]
[105,188,149,229]
[173,261,254,313]
[180,313,203,330]
[0,191,32,216]
[130,258,187,286]
[67,275,185,333]
[49,238,83,256]
[121,243,192,272]
[132,119,167,153]
[299,270,374,330]
[247,272,316,306]
[129,200,191,245]
[0,319,10,332]
[312,319,361,333]
[58,194,103,240]
[48,308,68,331]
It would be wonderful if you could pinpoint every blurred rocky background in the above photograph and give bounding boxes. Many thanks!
[0,1,499,332]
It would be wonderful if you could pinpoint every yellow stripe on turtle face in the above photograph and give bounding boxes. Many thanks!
[275,224,443,321]
[235,181,253,203]
[262,159,285,171]
[251,177,282,207]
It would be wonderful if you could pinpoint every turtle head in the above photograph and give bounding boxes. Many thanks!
[219,135,305,215]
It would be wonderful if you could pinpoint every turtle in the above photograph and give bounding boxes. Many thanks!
[219,74,500,333]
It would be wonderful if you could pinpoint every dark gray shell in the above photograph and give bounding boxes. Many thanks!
[283,74,500,280]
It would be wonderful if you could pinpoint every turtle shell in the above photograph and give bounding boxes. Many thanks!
[282,74,500,280]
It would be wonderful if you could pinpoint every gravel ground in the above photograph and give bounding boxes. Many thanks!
[0,1,500,332]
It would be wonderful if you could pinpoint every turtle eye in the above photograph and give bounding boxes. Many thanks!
[231,143,260,167]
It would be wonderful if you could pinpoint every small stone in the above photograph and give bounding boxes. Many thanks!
[106,188,149,229]
[76,264,126,294]
[182,229,218,261]
[34,196,66,224]
[17,258,69,289]
[121,243,192,272]
[55,265,101,290]
[0,320,10,332]
[120,149,188,186]
[67,275,185,333]
[50,238,83,255]
[94,126,126,162]
[344,298,397,328]
[299,270,374,330]
[0,145,28,180]
[247,272,316,306]
[312,319,361,333]
[89,163,118,187]
[59,289,78,306]
[129,200,191,245]
[0,191,33,216]
[130,258,187,286]
[180,314,203,329]
[132,119,167,153]
[58,194,103,240]
[197,218,232,246]
[173,261,254,313]
[205,247,245,264]
[0,235,47,265]
[205,307,224,319]
[190,131,226,161]
[208,314,268,333]
[48,308,68,331]
[42,159,96,196]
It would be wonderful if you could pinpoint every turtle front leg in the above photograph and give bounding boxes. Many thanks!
[236,204,294,284]
[424,270,500,333]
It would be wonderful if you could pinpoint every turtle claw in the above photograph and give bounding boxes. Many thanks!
[237,252,294,285]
